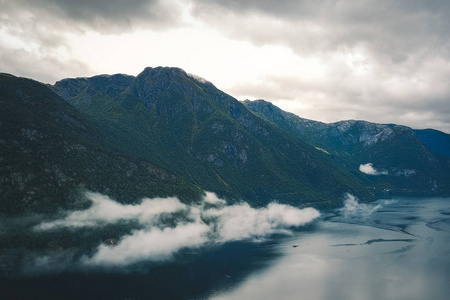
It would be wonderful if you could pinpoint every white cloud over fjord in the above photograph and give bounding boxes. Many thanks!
[85,223,210,266]
[202,202,319,242]
[35,192,187,230]
[359,163,388,175]
[35,192,320,267]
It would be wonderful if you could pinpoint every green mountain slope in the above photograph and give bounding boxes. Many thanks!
[243,99,450,197]
[0,73,201,215]
[4,66,447,216]
[53,67,372,207]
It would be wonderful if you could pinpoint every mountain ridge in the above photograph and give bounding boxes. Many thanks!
[53,66,372,207]
[2,67,449,215]
[243,99,450,197]
[0,72,201,215]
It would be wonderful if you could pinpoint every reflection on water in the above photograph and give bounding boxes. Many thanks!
[212,197,450,300]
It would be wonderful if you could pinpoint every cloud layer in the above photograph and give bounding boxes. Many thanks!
[191,0,450,133]
[35,192,187,230]
[86,223,210,266]
[2,0,450,132]
[36,192,320,267]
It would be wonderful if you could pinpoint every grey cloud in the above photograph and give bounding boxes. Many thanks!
[191,0,450,62]
[2,0,182,33]
[2,0,449,132]
[0,0,184,82]
[0,0,184,58]
[230,55,450,132]
[0,46,92,84]
[192,0,325,20]
[32,0,152,21]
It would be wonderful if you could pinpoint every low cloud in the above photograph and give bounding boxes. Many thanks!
[203,202,319,241]
[35,191,320,267]
[359,163,388,175]
[84,223,210,266]
[339,193,397,223]
[35,192,187,230]
[340,193,382,220]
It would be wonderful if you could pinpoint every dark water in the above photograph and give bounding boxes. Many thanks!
[213,197,450,300]
[0,241,279,300]
[1,197,450,300]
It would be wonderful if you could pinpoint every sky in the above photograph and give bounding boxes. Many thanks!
[1,0,449,133]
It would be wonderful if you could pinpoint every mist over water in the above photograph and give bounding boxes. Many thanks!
[3,191,320,272]
[340,193,383,220]
[1,194,450,300]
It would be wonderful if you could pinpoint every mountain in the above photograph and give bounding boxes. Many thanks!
[52,67,371,208]
[414,129,450,157]
[243,99,450,197]
[2,67,449,216]
[0,73,201,215]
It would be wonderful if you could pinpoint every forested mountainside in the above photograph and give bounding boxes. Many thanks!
[244,99,450,198]
[1,67,449,215]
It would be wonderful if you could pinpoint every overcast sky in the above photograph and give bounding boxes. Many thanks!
[1,0,449,132]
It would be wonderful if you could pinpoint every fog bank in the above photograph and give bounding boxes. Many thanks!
[34,191,320,267]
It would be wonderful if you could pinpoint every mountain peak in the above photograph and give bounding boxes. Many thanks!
[138,66,188,80]
[134,66,198,93]
[137,66,214,87]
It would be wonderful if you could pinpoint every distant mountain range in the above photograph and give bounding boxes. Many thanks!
[1,67,449,215]
[243,99,450,198]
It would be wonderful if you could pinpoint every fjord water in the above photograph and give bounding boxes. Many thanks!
[212,197,450,300]
[2,197,450,300]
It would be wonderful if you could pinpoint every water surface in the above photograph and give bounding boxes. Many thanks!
[1,197,449,300]
[212,197,450,300]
